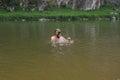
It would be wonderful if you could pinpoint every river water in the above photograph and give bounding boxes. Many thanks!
[0,21,120,80]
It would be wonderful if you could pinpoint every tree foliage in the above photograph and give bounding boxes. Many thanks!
[0,0,119,12]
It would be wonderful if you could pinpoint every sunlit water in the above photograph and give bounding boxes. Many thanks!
[0,21,120,80]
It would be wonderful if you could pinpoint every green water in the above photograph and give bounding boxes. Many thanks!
[0,21,120,80]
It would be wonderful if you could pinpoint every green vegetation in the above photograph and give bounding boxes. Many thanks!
[0,0,120,21]
[0,7,120,21]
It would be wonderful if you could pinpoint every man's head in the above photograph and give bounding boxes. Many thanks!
[55,28,61,35]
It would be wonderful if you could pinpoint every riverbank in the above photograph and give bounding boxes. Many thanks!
[0,8,120,21]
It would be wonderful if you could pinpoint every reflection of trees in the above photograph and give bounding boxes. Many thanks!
[83,23,100,55]
[64,23,76,38]
[19,25,30,40]
[19,23,47,41]
[82,22,120,80]
[83,23,100,46]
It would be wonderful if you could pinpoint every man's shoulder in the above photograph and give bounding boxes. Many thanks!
[51,36,56,39]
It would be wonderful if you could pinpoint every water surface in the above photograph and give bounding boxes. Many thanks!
[0,21,120,80]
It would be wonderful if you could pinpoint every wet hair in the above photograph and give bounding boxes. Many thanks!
[55,28,61,33]
[55,28,61,38]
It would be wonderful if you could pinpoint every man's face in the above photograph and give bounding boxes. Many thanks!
[55,30,61,36]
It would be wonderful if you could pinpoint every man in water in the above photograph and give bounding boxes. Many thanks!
[51,28,67,45]
[51,28,73,47]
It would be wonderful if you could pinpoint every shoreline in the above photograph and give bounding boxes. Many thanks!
[0,17,119,22]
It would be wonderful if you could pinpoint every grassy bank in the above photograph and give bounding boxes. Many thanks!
[0,7,120,21]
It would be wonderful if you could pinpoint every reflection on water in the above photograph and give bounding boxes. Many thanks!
[0,21,120,80]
